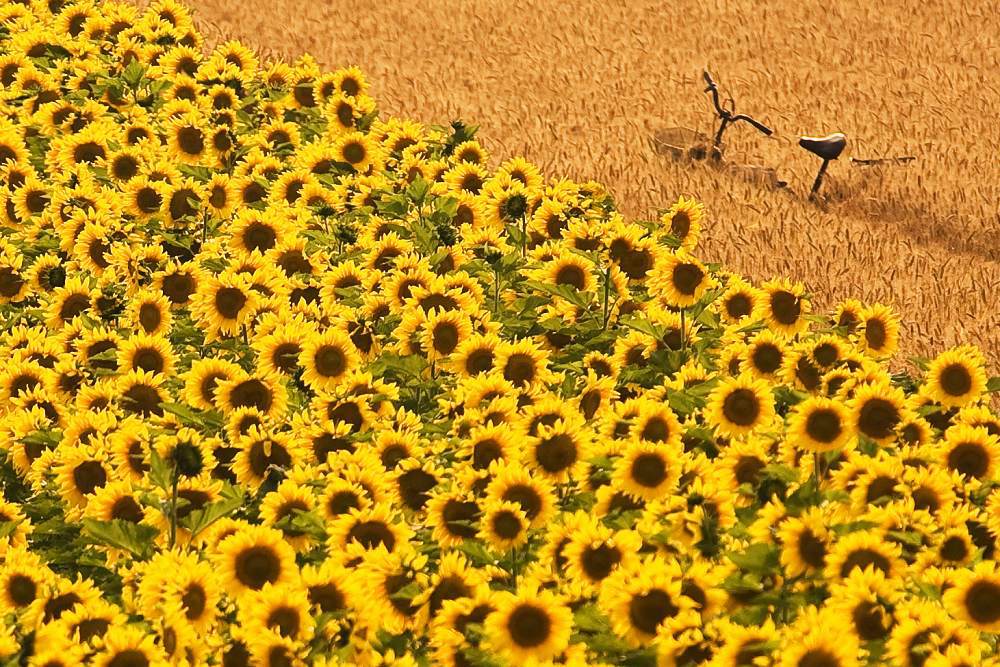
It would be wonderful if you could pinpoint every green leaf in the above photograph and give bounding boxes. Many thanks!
[888,530,924,548]
[458,539,497,567]
[0,520,21,540]
[761,464,800,484]
[987,377,1000,393]
[727,543,780,575]
[82,519,158,559]
[147,446,172,491]
[573,603,609,632]
[180,484,245,538]
[122,60,146,88]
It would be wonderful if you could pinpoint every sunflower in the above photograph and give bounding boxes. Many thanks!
[599,555,698,648]
[760,278,810,338]
[485,588,573,664]
[123,175,169,220]
[920,345,987,408]
[735,331,784,382]
[612,440,682,502]
[91,624,168,667]
[478,500,529,552]
[334,130,379,174]
[191,271,259,341]
[485,460,557,529]
[825,530,903,582]
[425,490,481,548]
[420,309,473,363]
[660,195,704,250]
[496,339,553,389]
[850,381,907,445]
[706,374,776,438]
[776,507,830,577]
[941,560,1000,632]
[232,427,299,489]
[298,328,359,392]
[787,396,853,453]
[779,607,859,667]
[1,548,52,614]
[856,303,900,359]
[524,419,589,483]
[717,276,761,324]
[116,333,175,377]
[449,332,500,377]
[939,424,999,481]
[47,276,97,329]
[654,251,714,308]
[563,516,641,595]
[328,502,413,558]
[238,582,315,644]
[214,524,297,598]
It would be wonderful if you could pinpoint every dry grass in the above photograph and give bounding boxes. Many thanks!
[143,0,1000,370]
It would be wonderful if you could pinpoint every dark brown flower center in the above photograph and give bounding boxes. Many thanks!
[631,453,668,488]
[770,290,801,325]
[857,398,900,440]
[947,442,990,478]
[8,574,37,606]
[725,292,752,319]
[805,408,842,444]
[535,433,577,474]
[797,529,827,568]
[581,543,621,581]
[214,286,248,319]
[839,548,891,578]
[347,520,395,551]
[507,604,551,647]
[176,126,204,155]
[182,583,207,620]
[628,589,678,635]
[314,345,347,378]
[939,363,973,397]
[722,388,761,426]
[965,580,1000,625]
[234,545,281,590]
[672,262,704,295]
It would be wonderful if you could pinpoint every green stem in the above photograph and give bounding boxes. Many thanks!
[680,308,687,354]
[493,266,501,315]
[168,462,179,549]
[520,213,528,257]
[601,266,612,330]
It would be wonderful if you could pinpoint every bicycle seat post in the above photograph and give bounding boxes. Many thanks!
[799,133,847,200]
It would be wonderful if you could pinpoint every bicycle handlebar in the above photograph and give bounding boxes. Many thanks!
[702,70,772,137]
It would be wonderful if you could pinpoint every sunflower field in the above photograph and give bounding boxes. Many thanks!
[1,1,999,666]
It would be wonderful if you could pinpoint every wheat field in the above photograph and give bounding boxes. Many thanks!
[133,0,1000,371]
